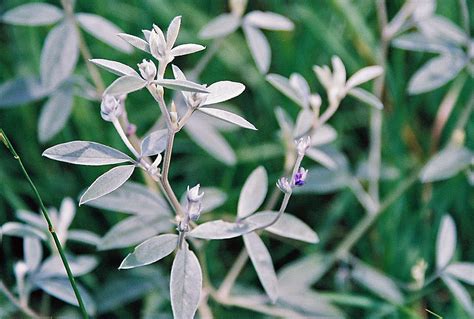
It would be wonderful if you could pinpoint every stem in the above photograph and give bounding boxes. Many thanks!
[0,130,89,319]
[112,118,140,159]
[161,131,183,217]
[0,281,41,319]
[459,0,470,41]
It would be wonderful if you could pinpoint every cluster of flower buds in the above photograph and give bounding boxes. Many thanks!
[100,95,124,122]
[296,136,311,156]
[187,91,208,109]
[138,59,157,82]
[186,184,204,222]
[277,136,311,193]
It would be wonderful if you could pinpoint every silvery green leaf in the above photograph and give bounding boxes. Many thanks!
[351,259,404,304]
[238,166,268,219]
[43,141,133,166]
[446,263,474,285]
[294,109,313,138]
[441,275,474,316]
[275,107,294,134]
[67,230,100,246]
[36,255,98,279]
[119,234,178,269]
[202,81,245,106]
[296,157,349,194]
[35,278,96,315]
[57,197,75,244]
[185,115,236,165]
[70,75,98,101]
[392,32,454,54]
[2,3,63,26]
[246,211,319,243]
[412,0,436,21]
[279,290,345,318]
[243,232,278,303]
[408,53,467,94]
[198,108,256,130]
[242,24,271,74]
[76,13,132,53]
[90,59,139,77]
[118,33,150,52]
[1,222,47,240]
[289,73,310,107]
[104,75,146,96]
[170,44,205,57]
[16,210,46,231]
[436,214,457,269]
[348,88,384,110]
[356,161,400,181]
[40,21,79,91]
[278,254,330,291]
[141,129,168,157]
[306,147,338,170]
[0,77,51,108]
[266,74,302,107]
[346,66,384,90]
[244,11,294,31]
[38,84,73,143]
[166,16,181,49]
[199,13,241,39]
[332,56,346,87]
[170,244,202,319]
[98,214,172,250]
[80,165,135,205]
[24,237,42,272]
[420,147,472,182]
[189,220,257,240]
[155,79,208,93]
[419,16,467,46]
[85,181,170,215]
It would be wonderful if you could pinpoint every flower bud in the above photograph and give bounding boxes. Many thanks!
[276,177,292,194]
[186,184,204,221]
[294,167,308,187]
[187,92,208,108]
[100,95,123,121]
[126,123,137,137]
[138,59,157,81]
[295,136,311,156]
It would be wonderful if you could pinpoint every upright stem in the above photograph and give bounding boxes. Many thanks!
[161,131,183,217]
[0,130,89,319]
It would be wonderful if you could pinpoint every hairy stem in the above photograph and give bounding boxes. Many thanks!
[0,130,89,319]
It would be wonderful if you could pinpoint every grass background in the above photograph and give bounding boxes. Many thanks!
[0,0,473,317]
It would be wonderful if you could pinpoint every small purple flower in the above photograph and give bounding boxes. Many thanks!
[294,167,308,186]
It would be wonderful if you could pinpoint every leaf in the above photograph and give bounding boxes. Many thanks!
[408,53,467,94]
[305,147,338,170]
[392,32,453,54]
[266,74,303,107]
[293,109,313,138]
[98,214,171,250]
[202,81,245,106]
[119,234,177,269]
[289,73,310,107]
[419,16,467,46]
[2,3,63,26]
[76,13,132,53]
[346,66,384,90]
[189,220,257,240]
[89,59,139,77]
[170,244,202,319]
[1,222,47,240]
[279,290,345,318]
[446,263,474,285]
[436,214,457,269]
[295,165,349,194]
[85,181,170,215]
[442,275,474,316]
[43,141,133,166]
[420,147,472,182]
[278,254,331,291]
[57,197,75,244]
[154,79,208,93]
[117,33,150,52]
[348,88,384,110]
[38,84,74,143]
[243,232,278,303]
[0,77,51,108]
[36,255,98,279]
[200,188,227,213]
[245,211,319,244]
[237,166,268,219]
[141,129,168,156]
[16,210,46,231]
[35,278,96,315]
[198,108,256,130]
[242,24,271,74]
[199,13,241,39]
[166,16,181,50]
[24,237,42,272]
[104,75,146,96]
[67,230,101,246]
[351,259,404,304]
[40,21,79,91]
[170,44,205,57]
[244,11,294,31]
[80,165,135,205]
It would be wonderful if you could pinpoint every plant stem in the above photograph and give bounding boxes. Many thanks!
[112,118,141,158]
[161,130,183,217]
[0,281,41,319]
[0,129,89,319]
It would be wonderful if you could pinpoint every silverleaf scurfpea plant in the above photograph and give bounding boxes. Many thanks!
[0,0,473,318]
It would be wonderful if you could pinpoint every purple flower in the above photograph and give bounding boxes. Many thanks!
[294,167,308,186]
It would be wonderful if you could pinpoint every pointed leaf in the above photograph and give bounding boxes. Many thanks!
[67,230,101,246]
[392,32,452,54]
[0,77,51,108]
[238,166,268,219]
[24,237,43,272]
[104,75,146,96]
[244,232,278,302]
[141,129,168,156]
[170,244,202,319]
[90,59,139,77]
[76,13,132,53]
[1,222,47,240]
[154,79,208,93]
[305,147,338,170]
[436,214,457,269]
[80,165,135,205]
[2,3,63,26]
[242,25,271,74]
[346,66,384,90]
[37,255,98,279]
[278,253,331,290]
[119,234,177,269]
[43,141,133,165]
[117,33,150,52]
[199,13,241,39]
[446,263,474,285]
[166,16,181,50]
[244,11,294,31]
[189,220,257,240]
[266,74,302,107]
[420,147,472,182]
[201,81,245,106]
[198,108,256,130]
[348,88,384,110]
[442,275,474,316]
[171,44,205,57]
